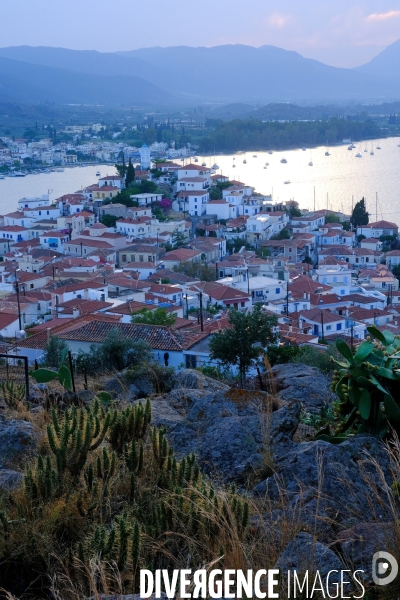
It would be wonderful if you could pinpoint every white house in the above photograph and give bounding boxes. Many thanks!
[39,231,69,253]
[357,220,399,239]
[116,217,152,238]
[23,205,62,221]
[18,194,50,210]
[99,175,125,189]
[205,200,236,221]
[4,211,34,229]
[130,193,163,207]
[174,191,209,216]
[245,215,271,243]
[0,225,30,243]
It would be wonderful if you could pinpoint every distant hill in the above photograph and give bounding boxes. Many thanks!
[0,54,176,106]
[355,39,400,79]
[1,43,400,106]
[118,44,400,103]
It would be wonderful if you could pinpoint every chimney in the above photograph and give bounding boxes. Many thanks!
[46,327,51,344]
[303,292,306,299]
[73,307,80,319]
[289,325,293,332]
[307,292,310,300]
[154,298,158,305]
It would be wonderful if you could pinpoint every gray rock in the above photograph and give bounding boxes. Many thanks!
[0,468,24,491]
[129,376,155,399]
[103,377,126,398]
[256,435,392,528]
[150,397,184,428]
[0,419,40,470]
[172,369,229,393]
[275,531,345,581]
[167,389,295,481]
[77,390,96,404]
[272,363,333,411]
[339,523,396,582]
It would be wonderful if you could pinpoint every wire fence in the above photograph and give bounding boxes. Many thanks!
[0,354,29,401]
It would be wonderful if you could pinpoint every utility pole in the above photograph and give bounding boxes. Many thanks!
[199,291,204,332]
[185,294,189,319]
[14,270,22,331]
[320,311,325,342]
[286,281,289,315]
[247,269,250,295]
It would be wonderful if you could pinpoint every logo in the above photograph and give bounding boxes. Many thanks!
[372,551,398,586]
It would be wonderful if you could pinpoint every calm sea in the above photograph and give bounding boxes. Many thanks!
[198,136,400,224]
[0,164,116,213]
[2,138,400,225]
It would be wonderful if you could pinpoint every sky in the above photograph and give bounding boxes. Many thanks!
[1,0,399,67]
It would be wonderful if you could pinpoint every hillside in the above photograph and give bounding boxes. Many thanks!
[0,55,176,106]
[355,39,400,79]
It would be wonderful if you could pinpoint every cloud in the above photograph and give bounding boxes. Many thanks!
[268,12,290,28]
[366,10,400,22]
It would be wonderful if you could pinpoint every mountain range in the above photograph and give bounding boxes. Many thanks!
[0,41,400,107]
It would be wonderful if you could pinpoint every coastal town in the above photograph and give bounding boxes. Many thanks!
[0,141,398,370]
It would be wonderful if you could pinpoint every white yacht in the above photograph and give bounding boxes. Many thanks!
[201,162,207,167]
[355,153,362,158]
[309,161,313,166]
[0,174,4,179]
[243,159,247,164]
[302,147,306,151]
[280,158,287,163]
[96,170,101,176]
[14,171,25,177]
[325,151,331,156]
[284,180,290,184]
[348,145,353,150]
[194,157,198,162]
[212,163,219,170]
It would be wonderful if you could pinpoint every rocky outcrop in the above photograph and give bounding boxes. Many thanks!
[0,469,24,492]
[275,532,345,579]
[272,363,334,411]
[0,418,40,470]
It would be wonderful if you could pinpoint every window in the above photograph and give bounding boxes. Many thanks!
[336,323,342,330]
[148,255,152,262]
[241,302,245,307]
[326,325,332,331]
[276,288,280,294]
[341,290,345,295]
[139,255,144,262]
[122,255,126,262]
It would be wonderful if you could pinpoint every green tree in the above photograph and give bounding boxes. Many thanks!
[256,247,271,258]
[125,158,135,188]
[175,261,216,281]
[131,308,176,326]
[325,213,341,224]
[351,197,369,229]
[271,228,291,240]
[209,304,278,386]
[287,206,302,218]
[172,228,186,249]
[101,214,118,228]
[41,336,69,368]
[115,155,127,178]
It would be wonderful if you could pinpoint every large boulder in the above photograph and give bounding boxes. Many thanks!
[0,469,24,492]
[275,532,345,583]
[272,363,334,411]
[167,388,298,481]
[172,369,230,394]
[255,434,392,529]
[339,523,396,583]
[0,418,40,470]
